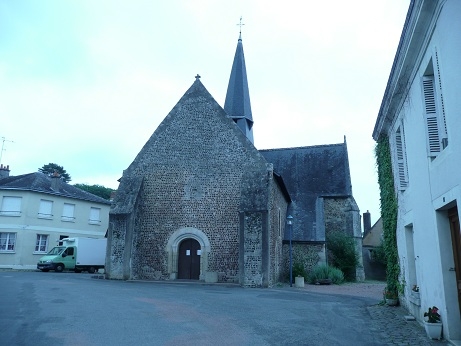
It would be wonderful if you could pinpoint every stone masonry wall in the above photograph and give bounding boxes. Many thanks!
[268,178,288,285]
[323,197,364,281]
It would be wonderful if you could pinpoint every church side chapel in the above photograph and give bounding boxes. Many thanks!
[106,29,364,287]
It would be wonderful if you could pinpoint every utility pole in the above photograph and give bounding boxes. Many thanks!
[0,137,14,165]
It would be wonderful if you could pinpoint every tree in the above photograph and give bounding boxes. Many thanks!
[326,231,359,281]
[38,163,71,183]
[74,183,115,200]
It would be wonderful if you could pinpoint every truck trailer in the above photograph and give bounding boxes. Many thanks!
[37,237,106,273]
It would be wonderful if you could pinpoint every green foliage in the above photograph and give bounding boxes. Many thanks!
[328,267,345,284]
[74,183,115,200]
[326,231,359,281]
[371,242,387,265]
[39,163,71,183]
[375,135,400,297]
[307,264,344,284]
[292,262,307,278]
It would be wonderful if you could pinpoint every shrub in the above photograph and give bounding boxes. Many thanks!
[328,266,345,284]
[292,262,307,278]
[307,264,344,284]
[326,231,359,281]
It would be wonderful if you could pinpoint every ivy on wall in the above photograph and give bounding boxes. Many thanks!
[375,135,400,295]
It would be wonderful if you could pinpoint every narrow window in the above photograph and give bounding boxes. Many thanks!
[0,196,22,216]
[35,234,49,252]
[38,199,53,219]
[61,203,75,222]
[0,233,16,251]
[89,207,101,225]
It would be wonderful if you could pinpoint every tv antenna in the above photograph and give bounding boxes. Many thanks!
[0,137,14,165]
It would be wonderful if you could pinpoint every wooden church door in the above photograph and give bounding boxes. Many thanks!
[178,238,201,280]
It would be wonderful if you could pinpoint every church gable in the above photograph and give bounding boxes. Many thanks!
[124,78,264,177]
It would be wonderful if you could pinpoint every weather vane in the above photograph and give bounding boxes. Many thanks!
[237,16,244,39]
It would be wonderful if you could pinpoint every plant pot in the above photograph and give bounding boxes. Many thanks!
[385,298,398,306]
[423,321,442,340]
[295,276,304,288]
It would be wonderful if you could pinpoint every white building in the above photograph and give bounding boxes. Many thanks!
[0,165,110,270]
[373,0,461,341]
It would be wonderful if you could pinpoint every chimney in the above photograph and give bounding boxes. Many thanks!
[363,210,372,234]
[50,170,61,191]
[0,164,10,179]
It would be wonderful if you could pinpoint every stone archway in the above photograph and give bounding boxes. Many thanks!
[166,227,210,280]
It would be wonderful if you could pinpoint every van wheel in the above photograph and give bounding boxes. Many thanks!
[88,267,96,274]
[55,264,64,272]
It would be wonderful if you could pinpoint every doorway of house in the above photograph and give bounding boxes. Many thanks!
[448,206,461,315]
[178,238,201,280]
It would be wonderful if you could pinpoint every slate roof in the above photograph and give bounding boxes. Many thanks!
[224,36,254,143]
[0,172,111,205]
[260,142,352,241]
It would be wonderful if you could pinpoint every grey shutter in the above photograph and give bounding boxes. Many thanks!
[422,76,441,155]
[395,127,407,190]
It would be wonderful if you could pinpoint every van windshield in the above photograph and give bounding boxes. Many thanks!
[47,247,66,256]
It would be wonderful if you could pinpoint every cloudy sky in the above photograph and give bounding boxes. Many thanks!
[0,0,409,225]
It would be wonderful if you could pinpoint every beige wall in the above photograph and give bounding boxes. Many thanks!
[0,190,109,269]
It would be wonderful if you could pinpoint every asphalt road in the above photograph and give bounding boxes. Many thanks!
[1,271,386,346]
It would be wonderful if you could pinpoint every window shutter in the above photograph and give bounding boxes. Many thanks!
[395,128,408,190]
[38,200,53,218]
[422,76,441,155]
[89,207,101,224]
[62,203,75,221]
[1,196,22,216]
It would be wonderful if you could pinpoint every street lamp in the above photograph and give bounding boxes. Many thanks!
[287,215,293,287]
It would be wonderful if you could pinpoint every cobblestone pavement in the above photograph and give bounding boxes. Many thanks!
[300,281,448,345]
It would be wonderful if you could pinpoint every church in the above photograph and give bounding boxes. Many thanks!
[105,33,363,287]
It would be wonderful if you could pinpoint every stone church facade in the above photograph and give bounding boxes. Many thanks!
[106,35,363,287]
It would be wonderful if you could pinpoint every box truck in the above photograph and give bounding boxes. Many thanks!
[37,237,106,273]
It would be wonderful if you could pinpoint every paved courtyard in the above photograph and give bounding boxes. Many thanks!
[0,271,449,346]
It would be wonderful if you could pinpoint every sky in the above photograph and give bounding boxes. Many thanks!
[0,0,410,226]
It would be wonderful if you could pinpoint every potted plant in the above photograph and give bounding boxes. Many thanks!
[423,306,442,340]
[295,275,305,288]
[292,263,306,287]
[383,287,399,306]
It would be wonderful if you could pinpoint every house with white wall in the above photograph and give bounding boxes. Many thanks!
[373,0,461,341]
[0,165,110,270]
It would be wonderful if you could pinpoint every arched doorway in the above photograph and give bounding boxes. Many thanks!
[178,238,201,280]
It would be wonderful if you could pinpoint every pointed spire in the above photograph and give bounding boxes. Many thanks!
[224,18,254,144]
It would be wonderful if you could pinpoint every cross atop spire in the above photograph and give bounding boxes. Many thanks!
[237,16,244,40]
